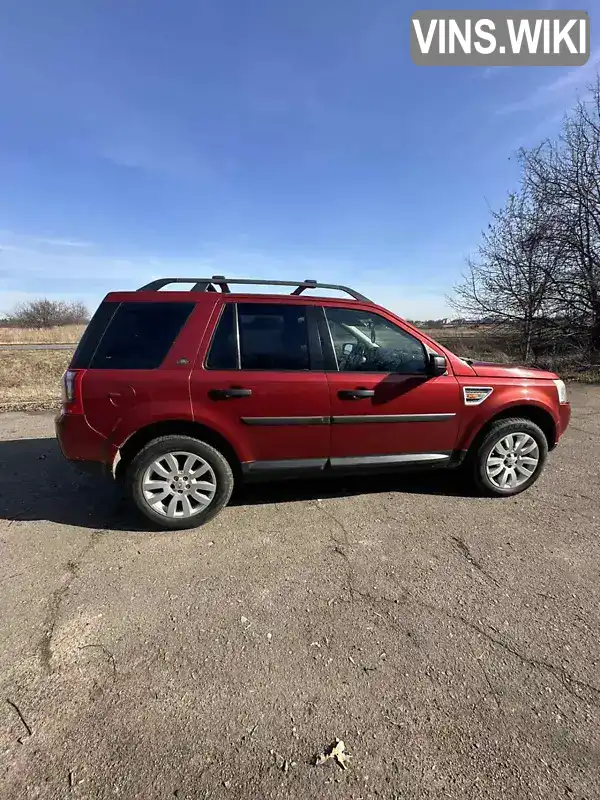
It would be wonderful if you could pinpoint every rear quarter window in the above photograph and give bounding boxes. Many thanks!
[71,301,118,368]
[78,301,194,370]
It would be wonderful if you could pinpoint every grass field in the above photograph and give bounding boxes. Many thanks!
[0,325,597,412]
[428,331,517,363]
[0,351,71,412]
[0,324,85,344]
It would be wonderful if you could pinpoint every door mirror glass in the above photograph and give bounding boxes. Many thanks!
[428,354,447,376]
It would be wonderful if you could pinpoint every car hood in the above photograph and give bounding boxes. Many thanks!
[469,361,557,380]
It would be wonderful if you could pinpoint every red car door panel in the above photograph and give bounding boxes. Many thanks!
[323,305,461,460]
[191,371,330,464]
[327,372,461,458]
[190,300,331,466]
[79,300,197,444]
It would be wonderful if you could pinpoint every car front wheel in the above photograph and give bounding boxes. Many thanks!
[127,435,234,530]
[473,418,548,497]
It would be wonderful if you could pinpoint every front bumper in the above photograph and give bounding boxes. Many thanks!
[557,402,572,442]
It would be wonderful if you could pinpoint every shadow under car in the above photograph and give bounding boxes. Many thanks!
[0,437,471,532]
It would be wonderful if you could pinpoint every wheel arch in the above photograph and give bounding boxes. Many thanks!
[114,419,242,481]
[466,404,557,457]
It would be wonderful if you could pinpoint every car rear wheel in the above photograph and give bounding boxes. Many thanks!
[127,435,234,530]
[473,418,548,497]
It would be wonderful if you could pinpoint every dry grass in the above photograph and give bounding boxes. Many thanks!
[0,334,598,414]
[426,329,600,383]
[0,324,85,345]
[423,328,519,364]
[562,366,600,383]
[423,325,490,338]
[0,351,71,412]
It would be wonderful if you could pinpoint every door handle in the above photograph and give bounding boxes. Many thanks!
[210,387,253,399]
[338,388,375,399]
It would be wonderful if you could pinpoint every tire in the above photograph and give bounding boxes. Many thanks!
[126,435,234,530]
[472,417,548,497]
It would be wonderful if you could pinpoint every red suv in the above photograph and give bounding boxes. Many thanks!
[56,277,571,530]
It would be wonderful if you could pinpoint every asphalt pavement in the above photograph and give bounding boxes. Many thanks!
[0,386,598,799]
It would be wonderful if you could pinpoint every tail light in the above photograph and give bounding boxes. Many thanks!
[61,369,85,414]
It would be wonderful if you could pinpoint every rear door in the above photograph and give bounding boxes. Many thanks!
[78,300,196,439]
[321,305,461,467]
[190,300,331,474]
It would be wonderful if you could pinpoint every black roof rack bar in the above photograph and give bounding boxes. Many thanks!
[137,276,372,303]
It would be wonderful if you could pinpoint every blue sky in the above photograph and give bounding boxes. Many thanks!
[0,0,598,319]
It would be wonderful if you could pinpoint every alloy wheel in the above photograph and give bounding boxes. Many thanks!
[141,451,217,518]
[485,432,540,490]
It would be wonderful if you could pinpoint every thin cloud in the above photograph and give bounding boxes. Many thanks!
[31,236,93,248]
[0,236,453,319]
[0,230,93,250]
[483,65,513,80]
[496,50,600,115]
[510,110,565,149]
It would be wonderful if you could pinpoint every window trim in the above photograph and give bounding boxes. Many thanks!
[322,305,429,375]
[204,301,238,371]
[233,303,242,370]
[305,305,325,371]
[316,306,339,371]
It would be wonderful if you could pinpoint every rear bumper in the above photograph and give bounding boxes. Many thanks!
[55,411,112,474]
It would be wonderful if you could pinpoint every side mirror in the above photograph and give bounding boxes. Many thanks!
[428,353,447,376]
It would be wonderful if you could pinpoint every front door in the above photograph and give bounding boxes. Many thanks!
[322,305,461,467]
[190,300,331,475]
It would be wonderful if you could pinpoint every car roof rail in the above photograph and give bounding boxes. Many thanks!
[137,276,373,303]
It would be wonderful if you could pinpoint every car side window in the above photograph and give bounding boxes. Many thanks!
[325,307,428,374]
[206,302,312,370]
[206,303,237,369]
[89,302,194,369]
[238,303,310,370]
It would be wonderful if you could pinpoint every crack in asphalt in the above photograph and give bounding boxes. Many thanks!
[450,536,500,587]
[78,643,117,679]
[313,501,354,594]
[465,638,503,711]
[37,530,105,675]
[315,501,406,608]
[315,500,600,709]
[432,605,600,708]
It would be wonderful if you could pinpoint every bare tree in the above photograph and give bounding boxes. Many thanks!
[451,191,561,361]
[452,75,600,365]
[4,299,89,328]
[519,77,600,358]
